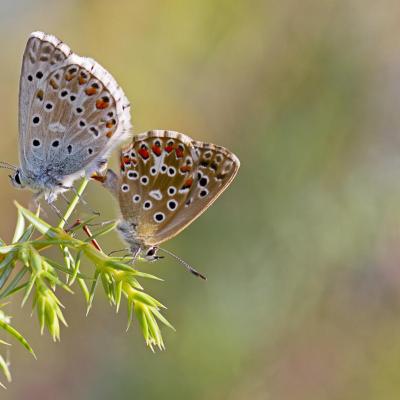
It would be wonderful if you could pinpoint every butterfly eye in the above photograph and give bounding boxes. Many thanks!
[14,172,21,185]
[146,247,156,257]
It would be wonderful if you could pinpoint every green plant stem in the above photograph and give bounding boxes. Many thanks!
[58,179,89,230]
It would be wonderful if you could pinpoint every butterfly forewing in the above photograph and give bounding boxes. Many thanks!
[117,130,240,246]
[19,32,131,184]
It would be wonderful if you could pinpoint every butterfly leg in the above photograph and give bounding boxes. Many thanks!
[108,248,130,257]
[60,192,71,206]
[48,201,67,224]
[86,219,117,228]
[129,247,141,265]
[108,248,133,263]
[29,192,41,212]
[28,191,48,217]
[61,185,100,216]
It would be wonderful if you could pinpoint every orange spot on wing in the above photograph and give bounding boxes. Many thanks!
[85,87,97,96]
[122,156,130,164]
[152,144,162,156]
[49,79,58,89]
[78,76,87,85]
[139,147,150,159]
[165,145,174,153]
[65,73,74,81]
[175,147,184,158]
[106,131,114,138]
[182,178,193,190]
[36,90,44,101]
[106,119,116,128]
[96,98,109,109]
[91,173,106,183]
[180,165,191,173]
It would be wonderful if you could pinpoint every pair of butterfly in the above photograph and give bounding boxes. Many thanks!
[3,32,240,275]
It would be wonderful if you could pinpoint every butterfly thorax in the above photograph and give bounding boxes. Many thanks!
[116,219,142,256]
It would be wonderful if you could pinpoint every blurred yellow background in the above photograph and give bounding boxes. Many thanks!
[1,0,400,399]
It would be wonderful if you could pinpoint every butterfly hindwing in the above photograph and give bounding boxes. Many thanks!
[118,130,197,244]
[152,140,240,244]
[19,32,131,185]
[19,32,70,173]
[117,130,240,246]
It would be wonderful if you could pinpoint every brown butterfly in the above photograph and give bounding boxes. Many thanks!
[95,130,239,277]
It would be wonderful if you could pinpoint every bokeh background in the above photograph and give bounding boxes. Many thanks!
[1,0,400,399]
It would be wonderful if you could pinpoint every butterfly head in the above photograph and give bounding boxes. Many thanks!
[0,162,27,189]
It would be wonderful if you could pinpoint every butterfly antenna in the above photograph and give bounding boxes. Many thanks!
[0,161,17,171]
[158,247,207,280]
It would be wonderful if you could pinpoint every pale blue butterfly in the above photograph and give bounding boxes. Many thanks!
[2,31,131,204]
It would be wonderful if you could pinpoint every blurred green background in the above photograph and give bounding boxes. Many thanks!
[1,0,400,399]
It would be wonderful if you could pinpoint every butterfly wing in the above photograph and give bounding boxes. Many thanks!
[117,130,239,246]
[151,139,240,244]
[19,32,131,186]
